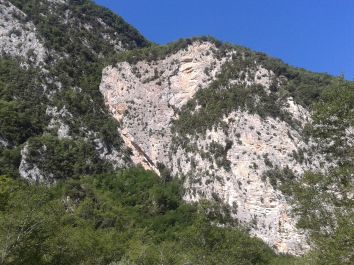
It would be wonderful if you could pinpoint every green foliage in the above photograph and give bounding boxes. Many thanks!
[255,53,333,106]
[310,81,354,163]
[0,147,22,178]
[6,0,151,144]
[278,85,353,263]
[1,3,352,264]
[1,0,149,179]
[10,0,149,55]
[0,58,48,177]
[157,162,172,182]
[0,101,41,146]
[26,134,111,182]
[265,79,354,265]
[279,167,354,265]
[209,141,232,171]
[0,58,46,146]
[262,166,296,190]
[0,176,14,211]
[0,168,292,265]
[171,45,345,139]
[171,49,299,137]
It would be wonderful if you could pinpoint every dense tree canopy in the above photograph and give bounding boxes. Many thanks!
[0,168,290,265]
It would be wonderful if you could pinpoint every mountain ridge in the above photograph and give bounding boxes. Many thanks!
[0,0,353,263]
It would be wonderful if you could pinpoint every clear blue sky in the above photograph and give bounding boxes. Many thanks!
[95,0,354,80]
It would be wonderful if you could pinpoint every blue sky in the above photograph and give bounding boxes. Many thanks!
[95,0,354,80]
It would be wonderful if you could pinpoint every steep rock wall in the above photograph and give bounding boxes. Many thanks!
[100,41,229,172]
[100,41,328,255]
[172,110,318,254]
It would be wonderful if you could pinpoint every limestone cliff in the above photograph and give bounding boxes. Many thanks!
[100,41,229,173]
[99,40,336,255]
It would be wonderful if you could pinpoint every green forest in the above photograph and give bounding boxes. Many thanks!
[0,168,289,265]
[1,167,352,264]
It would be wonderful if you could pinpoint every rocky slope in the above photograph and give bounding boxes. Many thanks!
[0,0,47,65]
[0,0,149,182]
[99,39,351,254]
[1,0,352,258]
[100,41,229,173]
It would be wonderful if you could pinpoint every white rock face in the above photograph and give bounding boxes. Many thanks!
[0,137,9,148]
[19,144,46,183]
[229,65,275,91]
[0,0,47,65]
[92,136,127,169]
[99,41,327,255]
[172,110,323,254]
[47,0,66,4]
[46,106,72,139]
[283,97,311,125]
[100,41,229,171]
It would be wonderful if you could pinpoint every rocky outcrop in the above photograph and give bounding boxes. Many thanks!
[172,110,318,254]
[46,106,72,139]
[0,137,9,148]
[100,41,230,171]
[0,0,47,65]
[99,40,333,255]
[92,137,128,169]
[19,144,47,183]
[47,0,66,4]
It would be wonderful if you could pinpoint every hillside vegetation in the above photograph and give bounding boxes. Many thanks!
[0,168,294,265]
[0,0,353,264]
[1,0,150,181]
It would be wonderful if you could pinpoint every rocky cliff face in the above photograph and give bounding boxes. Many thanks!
[0,0,47,65]
[99,40,335,255]
[100,41,229,173]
